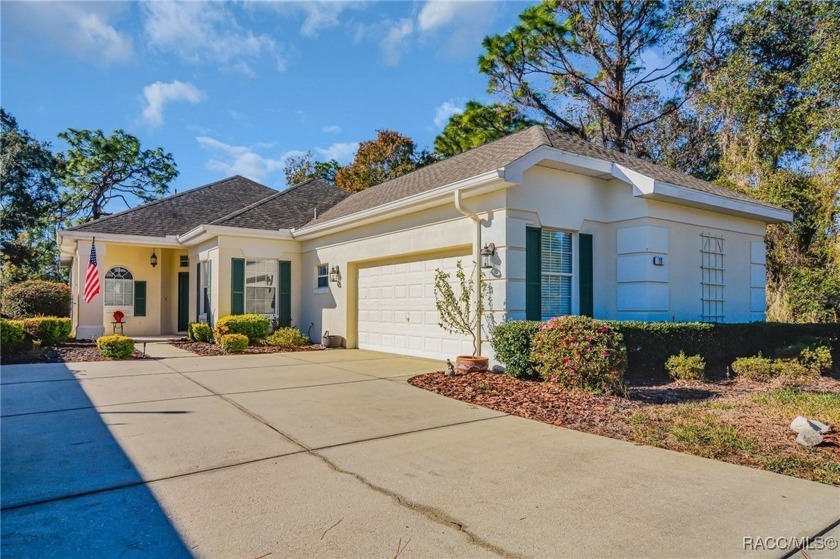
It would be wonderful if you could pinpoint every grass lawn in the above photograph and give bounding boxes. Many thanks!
[410,373,840,485]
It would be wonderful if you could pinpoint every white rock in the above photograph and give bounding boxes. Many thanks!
[791,416,831,434]
[796,429,823,447]
[808,419,830,434]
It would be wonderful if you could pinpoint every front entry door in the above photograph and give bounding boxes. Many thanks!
[178,272,190,332]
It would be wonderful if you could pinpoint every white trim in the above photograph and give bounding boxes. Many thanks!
[611,164,792,223]
[502,145,613,183]
[179,225,294,246]
[292,170,510,239]
[58,230,181,247]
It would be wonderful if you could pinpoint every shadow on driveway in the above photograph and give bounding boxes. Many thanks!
[1,363,192,558]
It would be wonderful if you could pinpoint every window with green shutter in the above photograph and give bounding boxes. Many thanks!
[231,258,245,315]
[133,281,147,317]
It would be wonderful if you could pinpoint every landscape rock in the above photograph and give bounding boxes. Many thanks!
[795,429,824,447]
[790,416,830,435]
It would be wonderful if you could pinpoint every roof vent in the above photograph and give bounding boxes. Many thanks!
[314,207,318,219]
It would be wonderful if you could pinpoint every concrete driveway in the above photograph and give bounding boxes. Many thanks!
[2,349,838,558]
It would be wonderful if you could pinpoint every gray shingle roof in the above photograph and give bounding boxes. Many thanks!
[68,175,278,237]
[211,178,349,230]
[306,125,780,227]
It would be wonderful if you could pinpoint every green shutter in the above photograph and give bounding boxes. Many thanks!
[231,258,245,315]
[578,233,594,317]
[278,261,291,327]
[525,227,542,320]
[196,263,201,321]
[134,281,147,317]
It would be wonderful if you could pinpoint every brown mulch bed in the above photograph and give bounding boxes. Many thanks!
[171,340,324,357]
[1,341,148,364]
[409,371,840,484]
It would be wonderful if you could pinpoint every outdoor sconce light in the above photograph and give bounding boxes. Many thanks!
[329,265,341,287]
[480,243,496,269]
[150,248,158,268]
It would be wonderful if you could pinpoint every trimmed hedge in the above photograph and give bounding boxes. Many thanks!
[491,321,541,378]
[2,281,70,319]
[97,335,135,359]
[613,321,840,374]
[188,322,213,343]
[214,314,270,344]
[491,320,840,377]
[22,317,71,346]
[220,333,248,353]
[1,319,28,353]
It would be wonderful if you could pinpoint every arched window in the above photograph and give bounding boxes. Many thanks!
[104,266,134,306]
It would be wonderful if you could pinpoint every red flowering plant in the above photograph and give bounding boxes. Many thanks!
[530,316,627,395]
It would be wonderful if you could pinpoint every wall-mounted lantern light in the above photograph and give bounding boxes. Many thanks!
[480,243,496,269]
[150,248,158,268]
[329,265,341,287]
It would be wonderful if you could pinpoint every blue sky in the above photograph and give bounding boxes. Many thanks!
[2,1,536,207]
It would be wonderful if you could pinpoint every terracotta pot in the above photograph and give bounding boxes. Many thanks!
[455,355,489,374]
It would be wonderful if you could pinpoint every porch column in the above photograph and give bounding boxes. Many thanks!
[74,239,106,340]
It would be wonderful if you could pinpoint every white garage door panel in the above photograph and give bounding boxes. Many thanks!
[357,255,474,360]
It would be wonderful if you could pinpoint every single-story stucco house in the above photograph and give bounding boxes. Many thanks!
[58,125,792,361]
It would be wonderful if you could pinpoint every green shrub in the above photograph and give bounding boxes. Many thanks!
[96,335,135,359]
[531,316,627,394]
[775,336,832,359]
[609,321,840,375]
[264,327,309,347]
[2,280,70,319]
[21,317,71,345]
[214,314,270,344]
[799,346,833,375]
[220,333,248,353]
[731,353,815,382]
[665,352,706,381]
[491,321,541,378]
[188,322,213,343]
[1,319,28,353]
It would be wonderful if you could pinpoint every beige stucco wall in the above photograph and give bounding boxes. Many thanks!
[190,236,301,328]
[69,241,188,338]
[299,165,770,359]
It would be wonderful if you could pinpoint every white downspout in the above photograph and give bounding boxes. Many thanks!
[454,189,483,356]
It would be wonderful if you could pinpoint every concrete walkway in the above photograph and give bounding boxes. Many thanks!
[1,350,837,558]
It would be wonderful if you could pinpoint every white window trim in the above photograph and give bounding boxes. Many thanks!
[315,263,329,291]
[540,228,577,320]
[104,266,135,309]
[245,258,279,317]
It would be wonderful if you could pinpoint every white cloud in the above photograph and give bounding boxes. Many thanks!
[315,142,359,164]
[143,1,278,75]
[380,19,414,66]
[260,1,364,38]
[3,2,132,64]
[197,136,286,182]
[321,125,342,134]
[433,100,463,128]
[418,1,466,32]
[142,81,205,127]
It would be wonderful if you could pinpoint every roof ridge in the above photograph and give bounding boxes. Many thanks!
[66,175,275,231]
[211,178,344,226]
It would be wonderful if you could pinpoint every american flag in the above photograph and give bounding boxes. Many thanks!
[83,240,100,303]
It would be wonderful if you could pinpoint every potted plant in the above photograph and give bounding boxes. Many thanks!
[434,260,490,373]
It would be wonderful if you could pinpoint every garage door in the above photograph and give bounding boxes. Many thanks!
[357,256,474,360]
